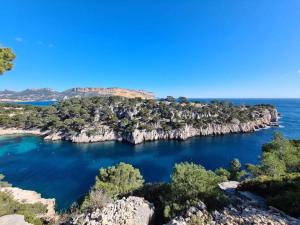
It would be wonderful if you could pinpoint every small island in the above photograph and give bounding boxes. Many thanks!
[0,96,279,144]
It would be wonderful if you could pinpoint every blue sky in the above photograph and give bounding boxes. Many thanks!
[0,0,299,98]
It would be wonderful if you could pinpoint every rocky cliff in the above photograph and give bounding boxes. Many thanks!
[44,107,279,144]
[68,87,155,99]
[0,97,279,144]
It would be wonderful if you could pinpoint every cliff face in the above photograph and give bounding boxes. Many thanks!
[125,108,278,144]
[70,87,155,99]
[44,108,278,144]
[0,87,155,102]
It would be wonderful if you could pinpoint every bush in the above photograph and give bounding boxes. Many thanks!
[80,189,112,211]
[229,159,246,181]
[163,162,227,220]
[215,168,230,181]
[93,162,144,199]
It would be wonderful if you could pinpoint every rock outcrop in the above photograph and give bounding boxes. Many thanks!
[0,187,56,220]
[0,214,33,225]
[70,196,155,225]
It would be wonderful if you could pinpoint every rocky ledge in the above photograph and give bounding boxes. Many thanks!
[70,196,155,225]
[165,200,299,225]
[165,181,299,225]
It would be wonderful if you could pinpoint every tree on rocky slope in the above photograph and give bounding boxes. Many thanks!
[0,48,16,75]
[94,162,144,199]
[229,158,246,181]
[163,162,226,219]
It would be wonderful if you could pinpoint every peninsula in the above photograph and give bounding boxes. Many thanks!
[0,96,279,144]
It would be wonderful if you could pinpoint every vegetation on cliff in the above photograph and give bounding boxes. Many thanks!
[81,162,144,210]
[0,96,278,143]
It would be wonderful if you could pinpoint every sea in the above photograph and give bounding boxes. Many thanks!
[0,99,300,209]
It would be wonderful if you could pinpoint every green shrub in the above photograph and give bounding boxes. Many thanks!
[214,167,230,181]
[93,162,144,199]
[229,159,246,181]
[163,162,227,220]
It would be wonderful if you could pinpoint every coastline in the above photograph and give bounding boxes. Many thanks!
[0,115,279,144]
[0,98,279,145]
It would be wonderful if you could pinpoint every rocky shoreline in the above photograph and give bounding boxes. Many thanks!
[0,187,56,221]
[0,108,279,144]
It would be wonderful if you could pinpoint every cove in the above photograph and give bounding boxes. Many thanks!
[1,99,300,209]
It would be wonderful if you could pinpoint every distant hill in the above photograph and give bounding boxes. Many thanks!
[0,87,155,102]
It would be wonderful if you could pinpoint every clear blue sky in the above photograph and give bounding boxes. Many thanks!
[0,0,299,98]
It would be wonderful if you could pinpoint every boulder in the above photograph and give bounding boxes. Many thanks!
[71,196,155,225]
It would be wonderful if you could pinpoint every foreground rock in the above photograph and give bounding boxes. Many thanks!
[165,201,300,225]
[0,187,56,220]
[70,196,155,225]
[0,214,33,225]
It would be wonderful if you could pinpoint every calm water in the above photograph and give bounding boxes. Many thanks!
[1,99,300,209]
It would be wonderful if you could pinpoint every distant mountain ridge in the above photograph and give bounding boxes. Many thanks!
[0,87,155,102]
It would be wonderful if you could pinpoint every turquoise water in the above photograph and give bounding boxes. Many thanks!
[0,99,300,209]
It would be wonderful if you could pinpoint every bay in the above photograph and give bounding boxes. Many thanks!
[0,99,300,209]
